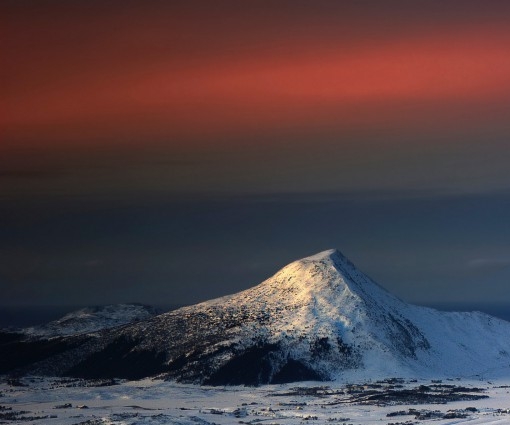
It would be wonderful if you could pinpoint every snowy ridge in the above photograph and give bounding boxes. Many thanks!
[3,249,510,384]
[22,304,159,337]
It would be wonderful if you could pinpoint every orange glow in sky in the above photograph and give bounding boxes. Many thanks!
[2,2,510,151]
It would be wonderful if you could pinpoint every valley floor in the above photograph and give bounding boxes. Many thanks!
[1,376,510,425]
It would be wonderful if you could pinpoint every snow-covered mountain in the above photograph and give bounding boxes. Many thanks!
[2,250,510,384]
[22,304,160,337]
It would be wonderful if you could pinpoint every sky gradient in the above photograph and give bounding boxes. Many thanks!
[1,1,510,322]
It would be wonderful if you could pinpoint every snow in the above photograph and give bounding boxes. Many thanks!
[1,376,510,424]
[2,249,510,423]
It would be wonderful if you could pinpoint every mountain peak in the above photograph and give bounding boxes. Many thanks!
[294,248,351,267]
[295,248,357,277]
[4,248,510,385]
[263,248,379,303]
[301,248,342,260]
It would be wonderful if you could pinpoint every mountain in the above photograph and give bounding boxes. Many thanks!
[1,250,510,384]
[21,304,160,338]
[0,304,160,375]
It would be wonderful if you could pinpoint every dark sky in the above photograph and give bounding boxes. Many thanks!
[1,1,510,318]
